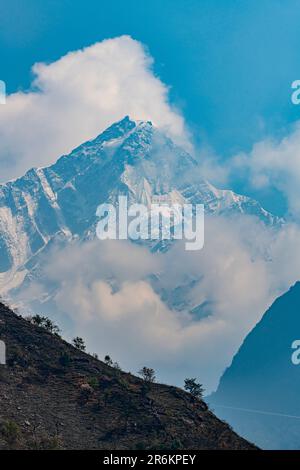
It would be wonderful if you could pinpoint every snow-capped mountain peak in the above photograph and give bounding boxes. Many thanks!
[0,116,281,294]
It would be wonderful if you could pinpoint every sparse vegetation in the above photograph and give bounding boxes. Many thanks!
[104,354,113,366]
[0,301,255,450]
[87,376,99,390]
[138,366,156,383]
[1,420,20,447]
[27,315,60,336]
[104,354,121,370]
[72,336,86,351]
[184,378,204,400]
[28,435,62,450]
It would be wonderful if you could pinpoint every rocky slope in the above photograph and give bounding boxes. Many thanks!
[0,301,256,450]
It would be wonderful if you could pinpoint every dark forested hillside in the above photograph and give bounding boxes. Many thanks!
[0,302,255,450]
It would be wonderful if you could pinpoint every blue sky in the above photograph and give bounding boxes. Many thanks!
[3,0,300,391]
[1,0,300,214]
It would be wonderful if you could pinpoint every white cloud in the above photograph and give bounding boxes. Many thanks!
[0,36,187,182]
[230,122,300,218]
[21,217,300,392]
[4,34,300,393]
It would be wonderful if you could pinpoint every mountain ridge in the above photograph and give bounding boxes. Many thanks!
[0,116,282,295]
[209,281,300,449]
[0,301,257,450]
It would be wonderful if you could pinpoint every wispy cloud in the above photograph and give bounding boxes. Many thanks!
[228,122,300,219]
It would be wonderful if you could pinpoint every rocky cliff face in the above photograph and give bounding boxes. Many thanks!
[0,302,256,450]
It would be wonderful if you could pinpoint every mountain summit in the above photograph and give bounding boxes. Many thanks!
[0,116,281,295]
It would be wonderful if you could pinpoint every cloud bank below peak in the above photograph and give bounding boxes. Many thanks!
[0,35,188,182]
